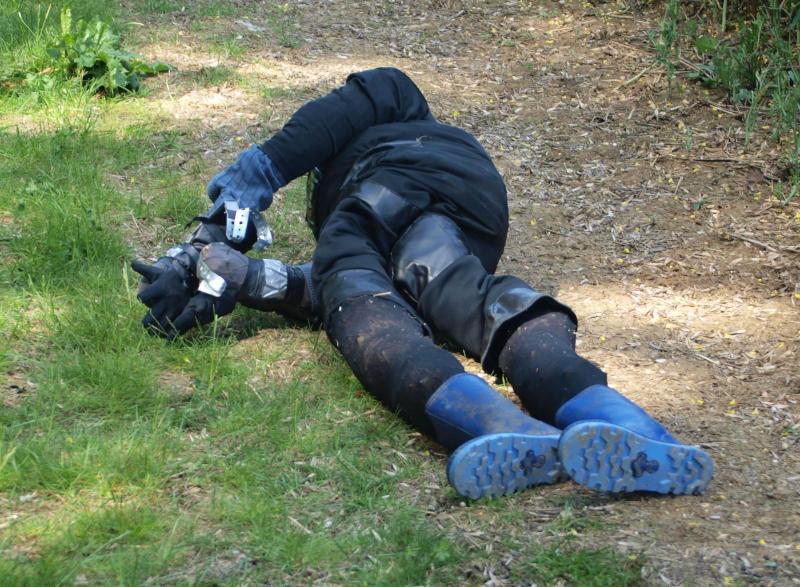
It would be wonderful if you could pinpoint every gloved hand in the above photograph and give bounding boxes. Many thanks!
[156,242,251,339]
[132,255,195,336]
[207,145,285,213]
[204,146,284,249]
[163,243,318,337]
[165,290,237,340]
[131,217,254,337]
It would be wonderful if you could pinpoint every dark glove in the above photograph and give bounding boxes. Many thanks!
[131,256,195,335]
[131,217,253,337]
[147,242,247,339]
[165,290,237,340]
[207,145,285,212]
[191,243,317,326]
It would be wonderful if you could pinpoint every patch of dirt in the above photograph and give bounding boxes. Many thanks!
[3,370,36,408]
[128,0,799,584]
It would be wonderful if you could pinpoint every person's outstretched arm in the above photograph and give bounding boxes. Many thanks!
[260,67,432,183]
[199,68,432,243]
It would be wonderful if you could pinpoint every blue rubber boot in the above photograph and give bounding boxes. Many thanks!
[425,373,563,499]
[554,385,714,495]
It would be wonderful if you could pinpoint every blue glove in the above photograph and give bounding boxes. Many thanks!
[207,145,285,212]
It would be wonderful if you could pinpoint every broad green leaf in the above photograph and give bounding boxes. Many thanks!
[694,35,718,54]
[77,53,97,68]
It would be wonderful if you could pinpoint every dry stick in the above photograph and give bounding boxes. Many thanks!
[287,516,313,534]
[659,152,780,180]
[617,61,657,89]
[728,232,800,254]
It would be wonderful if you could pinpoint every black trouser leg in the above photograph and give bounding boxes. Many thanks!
[497,311,607,424]
[327,296,464,436]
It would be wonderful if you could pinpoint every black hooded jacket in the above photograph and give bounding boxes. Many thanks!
[259,68,509,269]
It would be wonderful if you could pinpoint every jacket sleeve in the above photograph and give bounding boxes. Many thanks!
[259,67,432,182]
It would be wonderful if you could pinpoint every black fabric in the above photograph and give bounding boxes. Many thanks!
[327,296,464,435]
[312,180,572,373]
[343,180,424,238]
[235,259,316,323]
[320,269,417,327]
[498,312,607,424]
[311,121,508,267]
[189,220,256,253]
[260,68,433,182]
[284,264,307,309]
[311,184,423,326]
[258,68,506,268]
[260,68,590,433]
[416,255,563,370]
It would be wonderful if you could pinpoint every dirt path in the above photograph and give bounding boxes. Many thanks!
[136,1,799,583]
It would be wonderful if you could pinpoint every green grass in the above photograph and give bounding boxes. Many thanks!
[0,1,646,585]
[510,541,645,586]
[653,0,800,202]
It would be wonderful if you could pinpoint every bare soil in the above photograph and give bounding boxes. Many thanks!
[132,0,800,584]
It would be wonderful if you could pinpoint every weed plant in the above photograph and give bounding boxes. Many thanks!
[0,1,117,94]
[1,2,170,99]
[652,0,800,202]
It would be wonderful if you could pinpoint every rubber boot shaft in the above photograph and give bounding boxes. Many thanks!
[426,373,559,450]
[425,373,563,499]
[554,384,677,443]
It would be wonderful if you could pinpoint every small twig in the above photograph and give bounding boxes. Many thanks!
[129,211,144,238]
[728,232,800,254]
[288,516,313,534]
[617,62,657,89]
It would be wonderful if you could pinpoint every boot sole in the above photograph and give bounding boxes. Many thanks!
[558,422,714,495]
[447,433,563,500]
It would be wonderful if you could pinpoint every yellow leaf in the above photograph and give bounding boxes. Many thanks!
[530,218,537,226]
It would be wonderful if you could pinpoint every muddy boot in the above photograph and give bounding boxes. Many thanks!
[554,385,714,495]
[425,373,563,499]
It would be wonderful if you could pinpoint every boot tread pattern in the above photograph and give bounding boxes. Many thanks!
[447,433,562,500]
[560,422,714,495]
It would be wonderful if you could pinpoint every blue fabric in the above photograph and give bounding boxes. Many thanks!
[207,146,286,212]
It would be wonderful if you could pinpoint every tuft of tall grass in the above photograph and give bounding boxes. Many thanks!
[653,0,800,202]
